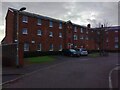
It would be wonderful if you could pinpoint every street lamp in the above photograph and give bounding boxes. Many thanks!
[16,7,26,67]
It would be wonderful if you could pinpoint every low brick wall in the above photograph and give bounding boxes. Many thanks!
[2,44,17,66]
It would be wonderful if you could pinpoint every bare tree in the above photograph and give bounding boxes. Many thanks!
[94,21,110,56]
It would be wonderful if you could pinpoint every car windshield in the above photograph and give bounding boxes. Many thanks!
[69,49,76,52]
[82,49,87,51]
[80,48,87,51]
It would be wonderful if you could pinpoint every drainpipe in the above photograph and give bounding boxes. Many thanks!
[16,7,26,67]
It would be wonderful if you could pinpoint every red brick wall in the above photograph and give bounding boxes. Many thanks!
[3,10,15,44]
[18,14,65,52]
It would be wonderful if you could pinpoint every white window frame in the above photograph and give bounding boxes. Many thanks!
[85,36,88,40]
[106,38,109,42]
[24,43,29,51]
[59,32,62,38]
[37,43,42,51]
[31,41,35,44]
[115,30,118,33]
[115,44,118,48]
[80,36,84,40]
[49,20,53,27]
[59,44,62,51]
[37,30,42,36]
[49,32,53,37]
[59,22,62,29]
[74,27,77,32]
[74,35,78,40]
[22,28,28,34]
[22,16,28,23]
[86,31,88,34]
[81,28,83,33]
[115,37,118,42]
[37,19,42,25]
[49,44,53,51]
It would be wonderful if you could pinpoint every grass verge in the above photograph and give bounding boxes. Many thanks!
[24,56,55,64]
[88,53,100,58]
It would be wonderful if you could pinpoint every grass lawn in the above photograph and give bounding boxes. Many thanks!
[88,53,100,58]
[24,56,55,64]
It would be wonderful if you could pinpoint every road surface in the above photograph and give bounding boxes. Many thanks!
[3,53,118,88]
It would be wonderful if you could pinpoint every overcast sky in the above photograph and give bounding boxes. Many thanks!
[0,0,119,42]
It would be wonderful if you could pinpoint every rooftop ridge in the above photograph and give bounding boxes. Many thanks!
[8,7,87,28]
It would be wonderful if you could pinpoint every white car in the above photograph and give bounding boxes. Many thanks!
[78,48,88,56]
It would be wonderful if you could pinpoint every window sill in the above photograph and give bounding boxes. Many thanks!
[22,21,28,23]
[49,49,53,51]
[37,50,41,51]
[24,50,29,51]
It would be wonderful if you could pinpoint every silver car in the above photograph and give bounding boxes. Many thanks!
[78,48,88,56]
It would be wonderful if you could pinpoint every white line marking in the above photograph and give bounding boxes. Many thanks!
[109,66,120,90]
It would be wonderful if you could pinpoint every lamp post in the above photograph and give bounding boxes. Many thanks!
[16,7,26,67]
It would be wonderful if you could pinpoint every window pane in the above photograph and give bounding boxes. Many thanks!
[74,27,77,32]
[59,44,62,51]
[50,44,53,51]
[59,22,62,29]
[81,28,83,33]
[22,28,28,34]
[59,32,62,37]
[74,35,77,40]
[49,32,53,37]
[115,37,118,42]
[37,19,42,25]
[115,44,118,48]
[49,20,53,27]
[37,43,41,51]
[22,16,28,23]
[24,43,29,51]
[37,30,42,35]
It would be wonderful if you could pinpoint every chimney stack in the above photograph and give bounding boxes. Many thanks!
[87,24,91,28]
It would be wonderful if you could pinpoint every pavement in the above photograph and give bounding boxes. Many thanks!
[2,55,70,84]
[110,65,120,89]
[1,53,119,88]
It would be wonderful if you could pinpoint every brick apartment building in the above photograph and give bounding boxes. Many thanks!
[1,8,120,66]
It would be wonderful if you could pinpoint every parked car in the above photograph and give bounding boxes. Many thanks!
[76,48,88,56]
[62,49,80,57]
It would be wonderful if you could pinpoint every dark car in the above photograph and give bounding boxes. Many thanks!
[62,49,80,57]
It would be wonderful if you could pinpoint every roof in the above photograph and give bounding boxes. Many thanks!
[107,26,120,30]
[8,8,66,23]
[8,8,87,28]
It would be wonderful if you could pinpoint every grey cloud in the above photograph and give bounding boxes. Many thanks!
[1,2,118,27]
